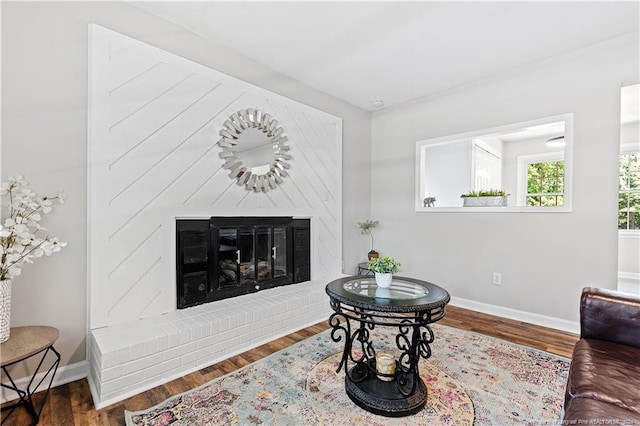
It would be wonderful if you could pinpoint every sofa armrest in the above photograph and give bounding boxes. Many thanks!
[580,287,640,348]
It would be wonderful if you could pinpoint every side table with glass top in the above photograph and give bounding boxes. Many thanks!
[1,326,61,425]
[325,276,450,417]
[356,262,373,275]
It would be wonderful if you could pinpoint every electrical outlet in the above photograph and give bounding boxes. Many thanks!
[492,272,502,285]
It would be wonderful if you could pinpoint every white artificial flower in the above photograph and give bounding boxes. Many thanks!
[8,175,25,184]
[0,176,66,281]
[20,188,34,198]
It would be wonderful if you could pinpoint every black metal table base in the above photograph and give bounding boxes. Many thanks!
[326,275,450,418]
[345,363,427,417]
[1,346,60,425]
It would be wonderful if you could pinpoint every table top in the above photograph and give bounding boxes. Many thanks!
[326,275,450,313]
[1,326,59,366]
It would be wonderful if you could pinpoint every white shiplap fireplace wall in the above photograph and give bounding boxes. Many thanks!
[87,25,342,408]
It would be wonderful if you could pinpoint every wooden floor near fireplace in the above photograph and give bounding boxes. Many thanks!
[1,305,578,425]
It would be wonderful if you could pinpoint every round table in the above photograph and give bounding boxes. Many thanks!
[325,275,450,417]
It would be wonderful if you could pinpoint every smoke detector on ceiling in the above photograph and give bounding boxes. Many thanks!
[371,100,384,109]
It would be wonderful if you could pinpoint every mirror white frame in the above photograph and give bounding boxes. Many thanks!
[217,108,292,192]
[415,113,574,212]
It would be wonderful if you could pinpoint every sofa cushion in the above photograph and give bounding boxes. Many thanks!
[566,338,640,415]
[564,397,640,423]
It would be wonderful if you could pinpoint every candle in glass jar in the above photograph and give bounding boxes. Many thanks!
[376,352,395,381]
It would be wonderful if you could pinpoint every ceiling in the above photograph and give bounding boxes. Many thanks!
[130,1,639,111]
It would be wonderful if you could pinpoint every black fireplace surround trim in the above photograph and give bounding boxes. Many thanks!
[176,216,310,309]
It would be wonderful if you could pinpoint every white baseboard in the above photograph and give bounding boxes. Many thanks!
[1,360,89,404]
[449,296,580,335]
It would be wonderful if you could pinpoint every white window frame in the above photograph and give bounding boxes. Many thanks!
[516,152,565,207]
[619,143,640,236]
[415,113,573,213]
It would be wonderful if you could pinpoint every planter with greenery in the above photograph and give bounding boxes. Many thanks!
[460,189,509,207]
[367,256,401,288]
[357,220,379,259]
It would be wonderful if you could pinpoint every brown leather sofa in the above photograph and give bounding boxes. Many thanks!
[563,287,640,423]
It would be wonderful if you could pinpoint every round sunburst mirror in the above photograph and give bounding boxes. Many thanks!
[217,108,292,192]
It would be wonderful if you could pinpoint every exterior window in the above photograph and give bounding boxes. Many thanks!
[526,161,564,206]
[619,152,640,230]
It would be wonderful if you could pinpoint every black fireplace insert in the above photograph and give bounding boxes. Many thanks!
[176,216,310,309]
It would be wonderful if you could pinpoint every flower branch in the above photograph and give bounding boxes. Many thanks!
[1,175,66,281]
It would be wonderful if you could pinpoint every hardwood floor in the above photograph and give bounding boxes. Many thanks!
[1,305,579,425]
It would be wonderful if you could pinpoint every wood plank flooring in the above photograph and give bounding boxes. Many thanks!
[1,305,579,425]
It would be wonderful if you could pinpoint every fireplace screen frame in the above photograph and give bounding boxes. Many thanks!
[176,216,310,309]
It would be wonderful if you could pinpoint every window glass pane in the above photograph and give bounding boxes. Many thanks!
[630,172,640,190]
[526,161,565,206]
[619,212,629,230]
[631,211,640,230]
[630,193,640,230]
[528,178,541,194]
[620,173,629,191]
[540,195,560,206]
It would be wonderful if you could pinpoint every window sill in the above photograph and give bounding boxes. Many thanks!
[619,230,640,239]
[415,206,572,213]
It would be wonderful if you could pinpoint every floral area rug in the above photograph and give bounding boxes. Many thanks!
[125,324,570,425]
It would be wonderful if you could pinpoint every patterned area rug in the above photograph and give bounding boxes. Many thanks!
[125,324,570,425]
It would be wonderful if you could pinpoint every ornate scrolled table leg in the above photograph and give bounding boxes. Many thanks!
[325,275,450,418]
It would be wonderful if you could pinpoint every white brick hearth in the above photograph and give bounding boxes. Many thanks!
[88,279,335,409]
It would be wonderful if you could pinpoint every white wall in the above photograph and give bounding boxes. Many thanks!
[88,25,343,328]
[371,33,639,323]
[1,1,371,372]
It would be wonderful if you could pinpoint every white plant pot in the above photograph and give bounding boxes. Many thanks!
[1,279,11,343]
[375,272,393,288]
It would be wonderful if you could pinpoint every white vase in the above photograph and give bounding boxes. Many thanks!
[375,272,393,288]
[0,279,11,343]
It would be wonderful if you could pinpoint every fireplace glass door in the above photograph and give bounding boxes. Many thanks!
[177,217,307,308]
[217,228,238,287]
[273,227,287,279]
[256,227,272,281]
[239,228,255,285]
[218,227,257,287]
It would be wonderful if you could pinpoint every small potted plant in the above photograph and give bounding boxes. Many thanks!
[460,189,509,207]
[357,220,379,260]
[367,256,401,288]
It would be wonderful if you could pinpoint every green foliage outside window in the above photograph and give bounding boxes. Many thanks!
[527,161,564,206]
[619,153,640,230]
